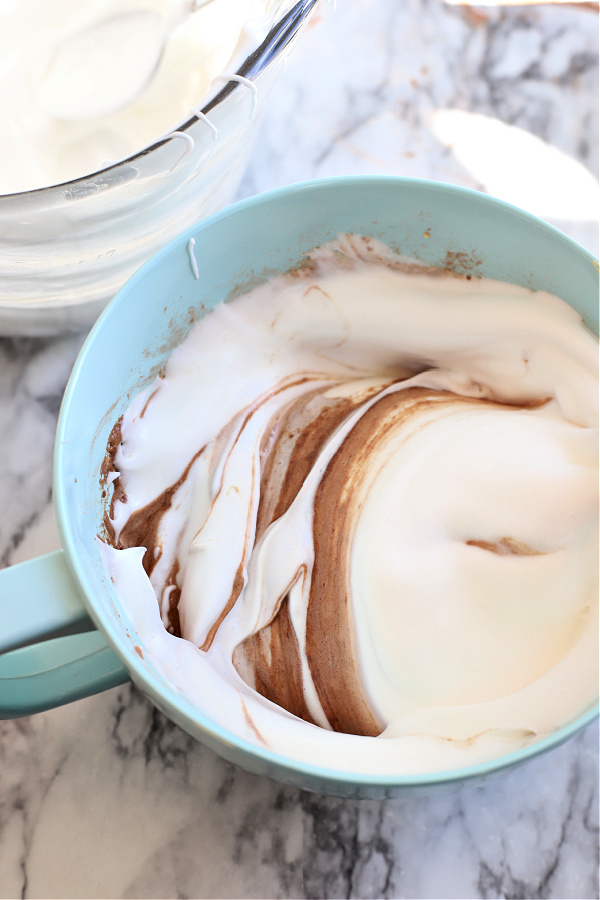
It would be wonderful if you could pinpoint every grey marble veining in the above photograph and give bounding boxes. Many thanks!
[0,0,598,898]
[0,682,597,899]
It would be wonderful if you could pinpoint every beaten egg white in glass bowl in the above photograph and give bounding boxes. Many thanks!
[0,0,320,336]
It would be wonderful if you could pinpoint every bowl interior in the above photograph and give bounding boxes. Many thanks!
[55,177,599,796]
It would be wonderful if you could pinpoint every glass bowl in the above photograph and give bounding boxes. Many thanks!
[0,0,320,336]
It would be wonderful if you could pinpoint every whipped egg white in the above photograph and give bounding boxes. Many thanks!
[0,0,273,193]
[100,235,599,775]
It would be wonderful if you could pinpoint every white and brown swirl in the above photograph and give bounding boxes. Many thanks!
[103,236,598,766]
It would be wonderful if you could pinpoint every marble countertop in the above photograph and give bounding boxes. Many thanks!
[0,1,598,897]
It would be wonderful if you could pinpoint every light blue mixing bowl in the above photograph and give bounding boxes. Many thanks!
[0,177,598,798]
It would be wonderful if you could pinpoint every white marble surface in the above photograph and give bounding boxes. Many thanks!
[0,1,599,897]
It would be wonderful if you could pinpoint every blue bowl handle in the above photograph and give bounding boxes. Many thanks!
[0,550,130,718]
